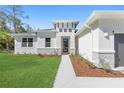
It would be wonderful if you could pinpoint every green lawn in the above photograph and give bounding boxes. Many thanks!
[0,53,61,88]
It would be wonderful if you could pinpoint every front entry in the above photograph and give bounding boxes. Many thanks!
[61,37,70,54]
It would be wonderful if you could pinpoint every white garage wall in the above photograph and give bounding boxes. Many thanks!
[99,18,116,52]
[93,18,116,67]
[78,29,92,62]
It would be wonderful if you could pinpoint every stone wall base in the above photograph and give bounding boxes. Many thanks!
[92,52,115,68]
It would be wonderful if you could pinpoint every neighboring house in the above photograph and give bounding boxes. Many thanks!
[12,20,79,55]
[76,11,124,68]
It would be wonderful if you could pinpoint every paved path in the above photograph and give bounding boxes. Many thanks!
[53,55,76,87]
[54,55,124,88]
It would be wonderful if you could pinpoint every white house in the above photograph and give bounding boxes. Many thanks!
[13,20,79,55]
[12,11,124,68]
[76,11,124,68]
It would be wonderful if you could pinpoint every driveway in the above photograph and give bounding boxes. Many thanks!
[54,55,124,88]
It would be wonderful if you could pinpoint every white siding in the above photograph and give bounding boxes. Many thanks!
[15,36,37,54]
[92,28,99,52]
[37,37,56,48]
[78,29,92,62]
[99,18,116,52]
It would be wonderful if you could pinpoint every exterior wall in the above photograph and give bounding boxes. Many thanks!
[78,29,92,62]
[91,19,115,67]
[37,32,56,48]
[36,32,60,55]
[15,36,37,54]
[89,18,124,68]
[97,18,124,67]
[78,18,115,68]
[56,30,76,54]
[53,21,78,54]
[37,48,61,55]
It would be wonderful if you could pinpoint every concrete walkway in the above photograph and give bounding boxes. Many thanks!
[53,55,76,87]
[54,55,124,88]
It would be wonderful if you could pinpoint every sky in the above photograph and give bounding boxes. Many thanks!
[20,5,124,29]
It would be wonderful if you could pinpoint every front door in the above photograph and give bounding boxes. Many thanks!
[62,38,69,53]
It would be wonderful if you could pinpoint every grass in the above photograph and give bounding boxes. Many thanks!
[0,53,61,88]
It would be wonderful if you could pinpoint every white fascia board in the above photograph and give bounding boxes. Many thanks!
[76,12,97,36]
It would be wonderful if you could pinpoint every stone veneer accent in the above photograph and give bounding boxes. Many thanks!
[37,48,61,55]
[92,51,115,68]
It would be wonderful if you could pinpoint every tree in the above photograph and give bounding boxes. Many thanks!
[1,5,29,33]
[0,31,13,50]
[0,5,30,50]
[0,11,11,32]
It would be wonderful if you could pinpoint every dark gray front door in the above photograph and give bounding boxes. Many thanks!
[115,34,124,67]
[62,38,69,53]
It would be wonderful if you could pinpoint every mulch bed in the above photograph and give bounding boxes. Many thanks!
[70,55,124,77]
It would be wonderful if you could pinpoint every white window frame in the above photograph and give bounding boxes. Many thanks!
[22,38,33,47]
[45,38,51,47]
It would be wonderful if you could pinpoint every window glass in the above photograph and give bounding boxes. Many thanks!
[22,38,33,47]
[72,23,73,28]
[45,38,50,42]
[28,38,33,42]
[64,29,67,32]
[22,38,27,42]
[28,38,33,47]
[45,38,51,47]
[59,29,62,32]
[67,23,68,28]
[69,29,72,32]
[22,38,27,47]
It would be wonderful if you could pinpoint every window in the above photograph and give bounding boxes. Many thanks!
[22,38,27,47]
[72,23,74,28]
[28,38,33,47]
[45,38,51,47]
[59,29,62,32]
[67,23,68,28]
[69,29,72,32]
[22,38,33,47]
[64,29,67,32]
[62,23,64,28]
